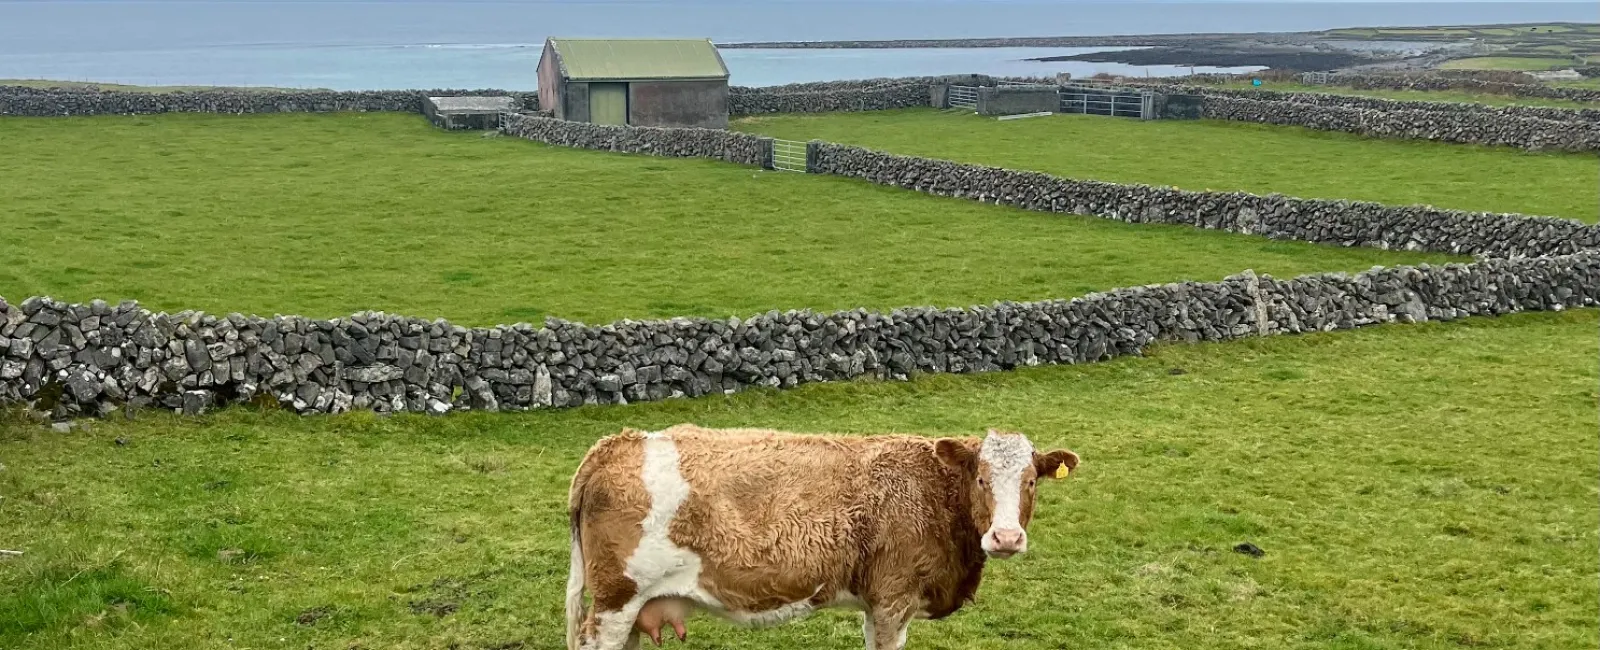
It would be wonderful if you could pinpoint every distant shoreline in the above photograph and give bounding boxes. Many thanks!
[716,22,1594,49]
[716,22,1597,74]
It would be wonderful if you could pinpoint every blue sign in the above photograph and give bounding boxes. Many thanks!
[1251,78,1262,86]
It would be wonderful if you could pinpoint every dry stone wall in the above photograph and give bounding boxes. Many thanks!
[727,75,1026,114]
[1330,72,1600,104]
[730,82,934,114]
[1170,85,1600,123]
[1199,94,1600,152]
[500,113,771,167]
[0,85,537,117]
[1,78,980,119]
[1161,71,1600,104]
[493,113,1597,260]
[3,253,1594,419]
[811,142,1599,258]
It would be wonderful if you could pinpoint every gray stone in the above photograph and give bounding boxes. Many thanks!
[182,390,210,416]
[532,365,553,407]
[184,340,209,371]
[66,370,99,403]
[343,365,405,383]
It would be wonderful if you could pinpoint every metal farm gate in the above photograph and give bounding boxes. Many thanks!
[771,139,808,172]
[1059,84,1154,119]
[947,85,979,110]
[1301,71,1333,85]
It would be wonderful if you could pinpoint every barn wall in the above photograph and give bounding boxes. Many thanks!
[629,80,729,129]
[537,42,563,118]
[563,82,591,123]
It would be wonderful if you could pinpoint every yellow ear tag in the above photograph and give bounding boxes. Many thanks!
[1054,465,1070,479]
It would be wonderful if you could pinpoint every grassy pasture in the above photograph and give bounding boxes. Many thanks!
[733,110,1599,222]
[0,113,1457,326]
[1438,56,1575,72]
[1,310,1595,650]
[0,107,1594,650]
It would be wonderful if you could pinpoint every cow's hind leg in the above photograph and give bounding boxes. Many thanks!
[578,602,645,650]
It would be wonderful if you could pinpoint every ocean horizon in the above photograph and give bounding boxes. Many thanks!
[0,1,1591,89]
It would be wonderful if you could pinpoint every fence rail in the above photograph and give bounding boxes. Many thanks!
[771,139,808,172]
[948,85,979,110]
[1060,84,1152,119]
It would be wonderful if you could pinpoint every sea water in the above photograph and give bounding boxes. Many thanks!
[0,1,1589,89]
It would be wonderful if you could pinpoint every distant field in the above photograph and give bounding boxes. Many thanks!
[734,109,1597,222]
[1213,80,1599,109]
[2,309,1593,650]
[0,113,1453,326]
[1439,56,1575,71]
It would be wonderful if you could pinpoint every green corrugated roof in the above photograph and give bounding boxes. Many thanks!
[549,38,729,81]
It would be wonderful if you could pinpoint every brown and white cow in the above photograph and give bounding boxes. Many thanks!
[564,424,1080,650]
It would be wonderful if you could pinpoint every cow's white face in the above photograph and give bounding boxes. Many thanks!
[942,430,1079,560]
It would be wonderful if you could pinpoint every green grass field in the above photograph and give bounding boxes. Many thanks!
[0,109,1595,650]
[2,309,1594,650]
[1212,81,1599,109]
[0,113,1458,326]
[1439,56,1575,71]
[734,110,1598,222]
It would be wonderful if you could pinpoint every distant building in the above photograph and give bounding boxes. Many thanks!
[1530,69,1582,81]
[536,38,731,129]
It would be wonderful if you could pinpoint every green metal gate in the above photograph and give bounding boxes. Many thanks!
[771,139,807,172]
[589,82,628,125]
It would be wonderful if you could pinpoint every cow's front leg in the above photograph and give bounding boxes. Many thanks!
[864,607,912,650]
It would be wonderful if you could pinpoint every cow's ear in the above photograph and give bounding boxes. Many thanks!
[936,438,977,476]
[1034,449,1080,480]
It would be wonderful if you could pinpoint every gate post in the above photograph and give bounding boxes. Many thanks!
[806,140,823,174]
[759,136,776,170]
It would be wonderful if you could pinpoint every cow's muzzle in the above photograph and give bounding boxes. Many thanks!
[982,528,1027,559]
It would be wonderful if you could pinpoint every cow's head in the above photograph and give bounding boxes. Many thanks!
[938,429,1079,559]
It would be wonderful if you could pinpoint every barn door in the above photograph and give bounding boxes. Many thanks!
[589,83,628,126]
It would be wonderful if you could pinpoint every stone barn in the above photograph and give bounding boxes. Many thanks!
[536,38,731,129]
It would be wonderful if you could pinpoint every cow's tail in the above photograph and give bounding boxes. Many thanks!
[565,492,588,650]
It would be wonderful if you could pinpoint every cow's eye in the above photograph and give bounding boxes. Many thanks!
[977,478,986,487]
[1028,479,1036,488]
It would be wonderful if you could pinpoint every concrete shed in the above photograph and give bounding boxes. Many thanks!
[537,38,731,129]
[423,96,517,130]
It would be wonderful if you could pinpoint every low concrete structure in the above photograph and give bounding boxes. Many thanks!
[1155,93,1205,119]
[977,85,1058,116]
[423,96,517,130]
[1530,69,1582,81]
